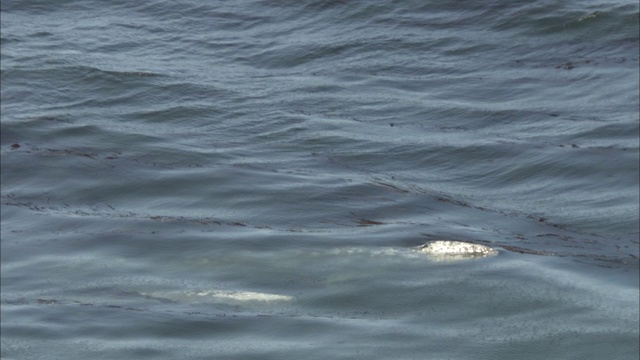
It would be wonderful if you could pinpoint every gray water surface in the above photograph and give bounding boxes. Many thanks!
[1,0,638,359]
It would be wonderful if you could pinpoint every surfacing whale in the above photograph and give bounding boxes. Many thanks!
[417,240,498,262]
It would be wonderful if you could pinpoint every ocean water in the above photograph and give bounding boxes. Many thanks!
[1,0,638,359]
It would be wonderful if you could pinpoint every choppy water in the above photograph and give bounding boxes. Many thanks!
[1,1,639,359]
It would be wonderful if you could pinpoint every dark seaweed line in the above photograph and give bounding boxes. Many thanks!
[0,297,390,321]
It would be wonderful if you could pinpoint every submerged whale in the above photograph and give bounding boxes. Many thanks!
[5,241,506,313]
[138,242,497,305]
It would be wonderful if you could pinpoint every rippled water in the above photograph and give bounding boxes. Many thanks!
[1,0,639,359]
